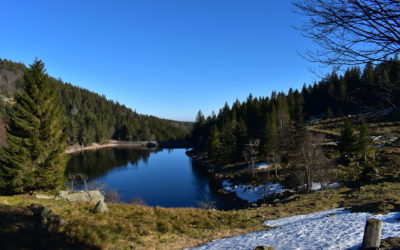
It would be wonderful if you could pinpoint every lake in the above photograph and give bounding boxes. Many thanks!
[66,148,240,209]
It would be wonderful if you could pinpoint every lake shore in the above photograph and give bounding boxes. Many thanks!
[65,140,158,154]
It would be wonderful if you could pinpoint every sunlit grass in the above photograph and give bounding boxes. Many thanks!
[1,180,399,249]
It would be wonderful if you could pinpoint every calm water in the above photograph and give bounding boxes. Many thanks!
[66,148,239,209]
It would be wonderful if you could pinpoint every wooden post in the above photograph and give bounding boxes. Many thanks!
[361,218,382,250]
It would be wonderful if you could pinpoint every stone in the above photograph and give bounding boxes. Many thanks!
[35,194,55,199]
[94,201,108,213]
[253,246,274,250]
[28,204,52,223]
[57,190,104,203]
[46,215,66,227]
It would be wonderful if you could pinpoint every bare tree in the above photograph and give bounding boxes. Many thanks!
[294,0,400,68]
[293,133,334,192]
[243,140,259,177]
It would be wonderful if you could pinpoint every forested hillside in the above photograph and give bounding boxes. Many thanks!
[0,59,191,146]
[192,59,400,164]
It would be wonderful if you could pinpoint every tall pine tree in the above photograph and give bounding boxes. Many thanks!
[0,60,66,193]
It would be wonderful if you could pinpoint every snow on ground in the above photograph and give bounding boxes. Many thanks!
[247,162,270,170]
[191,208,400,250]
[222,180,285,203]
[222,181,342,203]
[310,182,342,191]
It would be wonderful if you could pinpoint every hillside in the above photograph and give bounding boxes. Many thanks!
[0,179,399,249]
[0,59,192,146]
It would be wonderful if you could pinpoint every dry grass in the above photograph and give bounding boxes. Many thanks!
[1,181,399,249]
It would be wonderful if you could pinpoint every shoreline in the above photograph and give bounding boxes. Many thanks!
[65,140,158,154]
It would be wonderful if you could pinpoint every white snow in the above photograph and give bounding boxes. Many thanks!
[248,162,270,170]
[222,180,286,203]
[311,182,322,191]
[301,182,342,191]
[327,182,342,189]
[191,208,400,250]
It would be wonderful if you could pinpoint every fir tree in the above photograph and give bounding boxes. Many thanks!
[338,120,357,158]
[0,60,66,193]
[208,125,221,160]
[356,123,373,161]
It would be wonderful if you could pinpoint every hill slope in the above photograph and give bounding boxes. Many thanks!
[0,59,192,146]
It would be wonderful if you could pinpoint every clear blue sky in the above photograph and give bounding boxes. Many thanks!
[1,0,326,121]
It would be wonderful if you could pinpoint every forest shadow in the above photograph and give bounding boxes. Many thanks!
[0,204,98,250]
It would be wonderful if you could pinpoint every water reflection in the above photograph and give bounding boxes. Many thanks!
[66,148,243,209]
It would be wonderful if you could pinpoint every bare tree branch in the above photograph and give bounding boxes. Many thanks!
[294,0,400,68]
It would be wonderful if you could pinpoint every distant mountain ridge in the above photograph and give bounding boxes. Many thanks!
[0,59,192,146]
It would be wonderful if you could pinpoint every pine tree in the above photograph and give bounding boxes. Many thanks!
[0,60,66,193]
[208,125,222,161]
[338,120,357,158]
[356,123,373,161]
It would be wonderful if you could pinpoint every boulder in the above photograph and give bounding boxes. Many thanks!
[28,204,52,223]
[28,204,65,227]
[35,194,55,199]
[94,201,108,213]
[254,246,274,250]
[57,190,104,203]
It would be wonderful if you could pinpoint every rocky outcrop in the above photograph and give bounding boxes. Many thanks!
[36,190,105,203]
[94,201,108,213]
[57,190,104,203]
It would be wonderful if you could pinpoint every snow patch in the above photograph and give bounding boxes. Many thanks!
[192,208,400,250]
[248,162,271,170]
[223,180,285,203]
[301,182,342,191]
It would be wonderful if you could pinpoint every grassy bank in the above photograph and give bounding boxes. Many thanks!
[1,181,399,249]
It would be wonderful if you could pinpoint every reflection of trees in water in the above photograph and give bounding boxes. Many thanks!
[66,148,156,180]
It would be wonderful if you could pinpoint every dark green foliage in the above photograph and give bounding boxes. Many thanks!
[57,82,189,145]
[192,58,400,166]
[0,60,66,193]
[325,107,333,119]
[338,120,357,157]
[207,125,221,160]
[357,123,374,161]
[0,59,190,147]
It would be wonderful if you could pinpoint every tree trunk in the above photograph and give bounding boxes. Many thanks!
[361,218,382,250]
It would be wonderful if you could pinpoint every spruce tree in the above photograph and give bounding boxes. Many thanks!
[357,123,373,161]
[208,125,221,160]
[338,120,357,157]
[0,60,66,193]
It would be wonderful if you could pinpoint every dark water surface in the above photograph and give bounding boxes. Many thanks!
[66,148,237,209]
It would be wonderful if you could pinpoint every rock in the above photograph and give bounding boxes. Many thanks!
[28,204,52,223]
[29,205,52,218]
[35,194,55,199]
[57,190,104,203]
[94,201,108,213]
[46,215,66,227]
[253,246,274,250]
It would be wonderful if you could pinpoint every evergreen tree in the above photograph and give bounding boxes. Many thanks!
[208,125,222,160]
[260,109,278,158]
[0,60,66,193]
[338,120,357,158]
[356,123,373,161]
[325,107,333,119]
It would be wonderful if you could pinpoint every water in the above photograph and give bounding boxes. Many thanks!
[66,148,240,209]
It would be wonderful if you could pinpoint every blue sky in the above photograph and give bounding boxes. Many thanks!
[1,0,326,121]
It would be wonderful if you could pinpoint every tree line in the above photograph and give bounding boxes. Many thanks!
[0,59,190,146]
[191,59,400,190]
